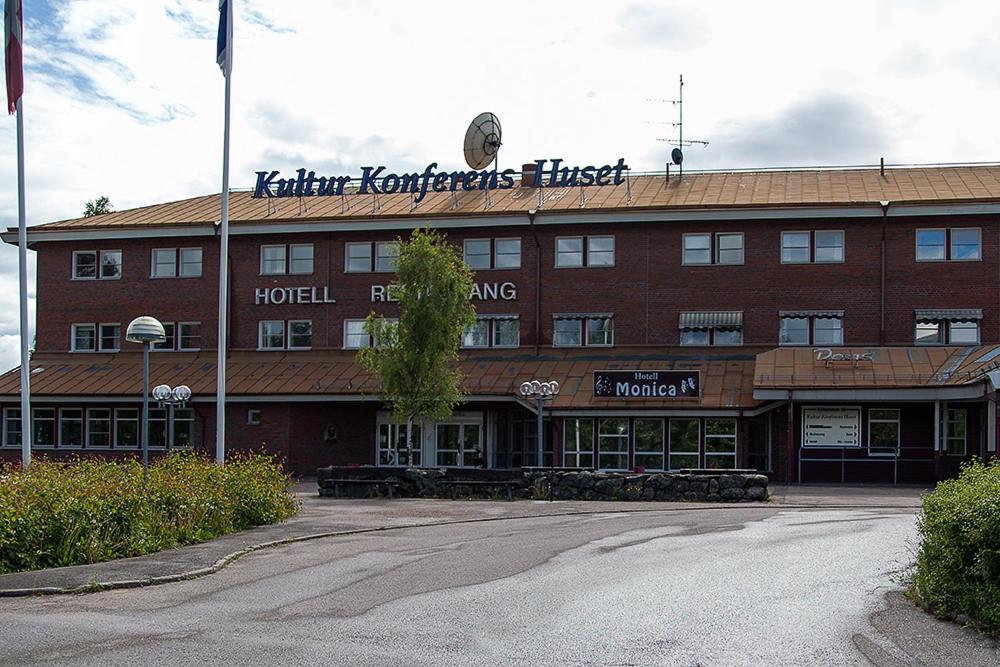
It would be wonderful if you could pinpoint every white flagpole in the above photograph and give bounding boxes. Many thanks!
[16,96,30,467]
[215,0,232,466]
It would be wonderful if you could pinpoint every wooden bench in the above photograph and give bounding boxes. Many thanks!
[323,478,403,499]
[436,480,519,501]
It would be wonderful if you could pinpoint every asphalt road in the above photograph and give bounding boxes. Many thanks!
[1,505,997,666]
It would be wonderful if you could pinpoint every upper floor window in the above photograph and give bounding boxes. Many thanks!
[914,310,981,345]
[99,323,121,351]
[463,238,521,270]
[71,324,96,352]
[261,244,314,275]
[555,236,614,268]
[73,250,121,280]
[152,321,201,351]
[376,241,399,272]
[679,312,743,346]
[462,316,519,348]
[553,314,613,347]
[945,408,967,456]
[779,311,843,346]
[345,242,373,272]
[343,318,397,349]
[258,320,312,350]
[781,230,844,264]
[151,247,202,278]
[916,228,981,262]
[682,233,744,265]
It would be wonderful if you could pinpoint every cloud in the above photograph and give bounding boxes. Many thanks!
[698,94,892,169]
[613,3,708,50]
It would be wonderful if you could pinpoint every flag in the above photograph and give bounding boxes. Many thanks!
[216,0,231,75]
[4,0,23,114]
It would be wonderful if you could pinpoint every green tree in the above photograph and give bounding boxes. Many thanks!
[83,196,113,217]
[357,229,476,465]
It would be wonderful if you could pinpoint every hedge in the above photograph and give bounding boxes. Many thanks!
[912,458,1000,632]
[0,452,299,575]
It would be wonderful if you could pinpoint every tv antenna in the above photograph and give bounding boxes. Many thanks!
[648,74,709,178]
[464,112,502,209]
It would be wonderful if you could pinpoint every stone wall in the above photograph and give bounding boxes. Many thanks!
[317,467,769,502]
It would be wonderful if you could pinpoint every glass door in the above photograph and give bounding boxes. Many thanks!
[435,423,483,467]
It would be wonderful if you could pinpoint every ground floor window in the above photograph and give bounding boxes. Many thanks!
[868,408,900,456]
[3,408,20,446]
[633,418,664,470]
[59,409,84,448]
[173,408,195,447]
[87,408,111,448]
[378,422,422,466]
[33,408,55,446]
[116,408,139,448]
[598,418,628,470]
[436,423,482,467]
[704,418,737,469]
[945,408,967,456]
[563,418,594,468]
[669,419,700,470]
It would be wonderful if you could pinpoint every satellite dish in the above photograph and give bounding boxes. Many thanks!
[464,112,502,170]
[671,148,684,165]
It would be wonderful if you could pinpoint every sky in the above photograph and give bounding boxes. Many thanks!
[2,0,1000,371]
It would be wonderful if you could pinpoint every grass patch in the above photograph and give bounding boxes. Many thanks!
[0,452,298,575]
[911,458,1000,633]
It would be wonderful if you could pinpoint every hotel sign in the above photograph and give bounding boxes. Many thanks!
[254,286,335,305]
[251,158,629,204]
[593,370,700,399]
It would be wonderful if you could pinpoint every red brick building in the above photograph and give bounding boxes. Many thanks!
[2,164,999,482]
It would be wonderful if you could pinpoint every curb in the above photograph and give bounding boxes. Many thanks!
[0,501,919,598]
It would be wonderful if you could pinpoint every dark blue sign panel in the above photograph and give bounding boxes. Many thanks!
[593,370,700,399]
[251,158,629,203]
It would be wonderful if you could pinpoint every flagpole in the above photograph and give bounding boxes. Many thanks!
[15,96,30,467]
[215,0,232,466]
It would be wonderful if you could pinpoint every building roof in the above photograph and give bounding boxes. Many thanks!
[19,165,1000,235]
[0,348,762,411]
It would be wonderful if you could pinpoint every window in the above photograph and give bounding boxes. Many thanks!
[680,328,710,345]
[289,244,314,274]
[151,248,178,278]
[33,408,55,446]
[587,236,615,266]
[556,237,584,267]
[598,418,629,470]
[669,419,700,470]
[3,408,20,447]
[59,408,83,448]
[494,318,519,347]
[98,323,120,351]
[555,236,615,267]
[115,408,138,448]
[153,323,176,351]
[634,418,665,471]
[553,316,614,347]
[148,408,167,448]
[346,242,373,272]
[259,320,285,350]
[915,313,981,345]
[435,423,482,467]
[87,408,111,448]
[779,314,843,346]
[704,418,737,469]
[917,228,981,262]
[178,322,201,350]
[945,408,967,456]
[375,241,399,272]
[179,248,203,277]
[463,239,491,270]
[288,320,312,349]
[563,418,594,468]
[495,238,521,269]
[781,231,843,264]
[378,422,423,466]
[463,238,521,270]
[344,319,371,349]
[73,250,121,280]
[462,319,490,348]
[679,313,743,346]
[260,245,287,275]
[72,324,96,352]
[683,233,743,265]
[868,409,899,456]
[173,408,195,448]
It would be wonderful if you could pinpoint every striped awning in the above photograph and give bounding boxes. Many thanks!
[915,308,982,323]
[476,313,519,321]
[552,313,613,320]
[779,309,844,319]
[679,311,743,329]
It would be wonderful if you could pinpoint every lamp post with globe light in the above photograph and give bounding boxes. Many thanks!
[152,384,193,451]
[125,316,165,480]
[519,380,560,467]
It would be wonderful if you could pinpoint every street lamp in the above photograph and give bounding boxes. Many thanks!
[152,384,193,451]
[126,316,166,480]
[519,379,560,467]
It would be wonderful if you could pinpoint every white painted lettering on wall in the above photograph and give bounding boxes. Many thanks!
[254,286,336,305]
[371,282,517,303]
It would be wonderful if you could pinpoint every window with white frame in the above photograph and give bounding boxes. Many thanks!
[3,407,20,447]
[260,245,287,275]
[555,236,614,267]
[634,418,665,471]
[32,408,55,446]
[289,244,314,274]
[148,408,168,448]
[781,230,844,263]
[868,408,899,456]
[87,408,111,448]
[73,250,121,280]
[669,419,699,470]
[378,421,422,466]
[495,238,521,268]
[99,323,121,351]
[115,408,139,448]
[375,241,399,272]
[153,323,176,351]
[704,418,737,469]
[915,315,980,345]
[682,233,744,265]
[461,319,489,348]
[916,228,981,262]
[563,418,594,468]
[261,244,314,275]
[178,322,201,350]
[258,320,310,350]
[59,408,83,447]
[598,418,629,470]
[71,324,96,352]
[463,238,522,270]
[435,422,482,467]
[462,316,518,348]
[587,236,615,266]
[173,408,195,447]
[553,315,613,347]
[494,318,519,347]
[463,239,491,270]
[555,237,584,267]
[553,318,581,346]
[179,248,203,277]
[259,320,285,350]
[152,248,202,278]
[344,319,371,349]
[345,242,373,272]
[288,320,313,349]
[679,313,743,346]
[944,408,967,456]
[779,313,843,346]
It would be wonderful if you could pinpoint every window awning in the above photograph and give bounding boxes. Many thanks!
[476,313,519,321]
[679,311,743,329]
[915,308,983,323]
[779,309,844,319]
[553,313,613,320]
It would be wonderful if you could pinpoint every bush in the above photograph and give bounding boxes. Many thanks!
[0,452,298,575]
[912,458,1000,631]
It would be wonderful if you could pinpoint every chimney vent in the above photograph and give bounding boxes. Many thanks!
[520,163,538,188]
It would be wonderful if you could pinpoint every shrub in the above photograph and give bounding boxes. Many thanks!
[0,452,298,575]
[912,458,1000,632]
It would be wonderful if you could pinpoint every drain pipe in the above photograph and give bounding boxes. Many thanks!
[879,200,890,346]
[527,209,541,355]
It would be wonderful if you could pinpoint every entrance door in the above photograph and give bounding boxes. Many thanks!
[435,423,483,467]
[747,415,770,472]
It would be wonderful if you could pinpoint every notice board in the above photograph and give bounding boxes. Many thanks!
[802,407,861,447]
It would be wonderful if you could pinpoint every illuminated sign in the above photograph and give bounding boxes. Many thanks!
[251,158,629,204]
[593,370,700,399]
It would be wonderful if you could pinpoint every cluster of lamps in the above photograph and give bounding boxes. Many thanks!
[519,380,560,467]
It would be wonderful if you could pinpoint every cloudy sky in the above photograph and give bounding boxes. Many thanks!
[2,0,1000,371]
